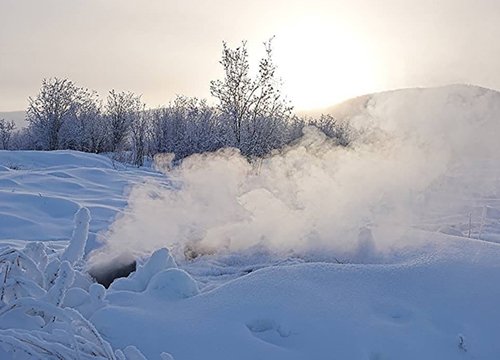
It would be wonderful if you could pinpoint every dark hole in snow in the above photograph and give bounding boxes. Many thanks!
[89,261,137,288]
[184,243,216,260]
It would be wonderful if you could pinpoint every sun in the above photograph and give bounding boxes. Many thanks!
[274,18,380,111]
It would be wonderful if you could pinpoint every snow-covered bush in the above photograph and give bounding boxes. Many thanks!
[0,207,162,360]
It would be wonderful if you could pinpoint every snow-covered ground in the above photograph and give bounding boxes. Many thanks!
[2,85,500,359]
[0,151,165,251]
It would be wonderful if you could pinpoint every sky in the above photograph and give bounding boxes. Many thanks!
[1,0,500,112]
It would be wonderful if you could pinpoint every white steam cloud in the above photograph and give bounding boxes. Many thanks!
[89,85,500,268]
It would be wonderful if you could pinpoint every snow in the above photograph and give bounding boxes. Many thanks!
[2,85,500,359]
[0,150,165,250]
[95,238,500,359]
[61,207,90,264]
[108,248,177,293]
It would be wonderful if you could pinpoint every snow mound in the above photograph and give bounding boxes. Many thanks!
[146,269,199,300]
[109,248,178,292]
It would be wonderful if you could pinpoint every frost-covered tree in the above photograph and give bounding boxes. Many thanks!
[182,99,226,154]
[130,104,149,166]
[9,128,34,150]
[153,97,189,157]
[149,107,168,156]
[60,89,105,152]
[27,78,83,150]
[149,97,224,160]
[17,56,351,160]
[105,90,143,153]
[84,112,109,154]
[210,38,293,155]
[0,119,15,150]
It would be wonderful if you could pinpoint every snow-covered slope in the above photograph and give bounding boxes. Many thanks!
[0,150,164,251]
[2,85,500,359]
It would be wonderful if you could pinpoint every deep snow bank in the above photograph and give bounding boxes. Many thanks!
[91,85,500,266]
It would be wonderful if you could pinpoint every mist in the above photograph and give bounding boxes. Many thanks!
[88,85,500,269]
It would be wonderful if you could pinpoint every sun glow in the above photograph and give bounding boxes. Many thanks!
[275,18,380,111]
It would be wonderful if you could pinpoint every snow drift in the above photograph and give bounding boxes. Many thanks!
[90,85,500,267]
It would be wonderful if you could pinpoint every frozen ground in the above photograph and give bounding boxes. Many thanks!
[2,85,500,359]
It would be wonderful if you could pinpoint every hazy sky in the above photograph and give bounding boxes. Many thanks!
[1,0,500,111]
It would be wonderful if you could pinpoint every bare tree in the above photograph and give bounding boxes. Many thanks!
[27,78,82,150]
[0,119,15,150]
[210,38,293,154]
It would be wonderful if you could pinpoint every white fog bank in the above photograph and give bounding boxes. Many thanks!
[89,85,500,269]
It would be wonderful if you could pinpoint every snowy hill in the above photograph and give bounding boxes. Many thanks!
[2,85,500,359]
[326,84,500,128]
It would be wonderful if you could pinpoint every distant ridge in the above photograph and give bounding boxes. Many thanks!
[0,111,27,128]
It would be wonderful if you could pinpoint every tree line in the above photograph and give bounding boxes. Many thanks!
[0,40,351,166]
